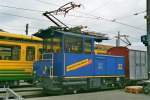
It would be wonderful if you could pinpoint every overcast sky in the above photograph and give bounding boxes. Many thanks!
[0,0,147,50]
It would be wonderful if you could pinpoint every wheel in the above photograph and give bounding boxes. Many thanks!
[14,81,19,86]
[144,87,150,94]
[73,90,77,94]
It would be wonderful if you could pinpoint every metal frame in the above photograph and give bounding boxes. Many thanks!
[43,2,80,28]
[0,88,23,100]
[147,0,150,79]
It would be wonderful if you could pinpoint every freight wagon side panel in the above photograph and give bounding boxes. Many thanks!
[141,51,148,79]
[129,50,148,80]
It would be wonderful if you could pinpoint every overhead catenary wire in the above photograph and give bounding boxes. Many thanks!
[0,12,145,32]
[72,11,146,31]
[111,20,146,31]
[66,11,146,31]
[0,12,47,21]
[33,0,146,42]
[34,0,146,24]
[0,4,44,13]
[0,3,145,22]
[85,16,146,31]
[81,0,114,17]
[0,10,146,32]
[114,10,146,20]
[0,1,146,32]
[0,12,76,27]
[35,0,146,31]
[0,24,41,30]
[0,4,97,19]
[0,4,97,20]
[35,0,59,6]
[0,0,145,40]
[76,0,113,26]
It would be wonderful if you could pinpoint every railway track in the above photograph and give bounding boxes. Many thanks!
[0,83,124,100]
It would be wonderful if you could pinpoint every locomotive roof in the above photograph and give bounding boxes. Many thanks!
[34,30,108,42]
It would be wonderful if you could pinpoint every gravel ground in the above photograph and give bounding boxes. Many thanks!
[26,90,150,100]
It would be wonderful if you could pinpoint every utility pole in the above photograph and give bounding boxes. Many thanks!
[146,0,150,79]
[25,24,29,35]
[116,31,120,47]
[115,32,131,47]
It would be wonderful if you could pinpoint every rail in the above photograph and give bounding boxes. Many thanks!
[0,88,24,100]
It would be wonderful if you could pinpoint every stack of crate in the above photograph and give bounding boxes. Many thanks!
[125,86,143,94]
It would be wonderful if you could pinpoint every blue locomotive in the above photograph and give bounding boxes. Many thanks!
[33,28,125,93]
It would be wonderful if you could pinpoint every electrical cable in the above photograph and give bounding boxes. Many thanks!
[114,10,146,20]
[0,12,48,21]
[0,4,44,13]
[0,1,146,32]
[35,0,59,6]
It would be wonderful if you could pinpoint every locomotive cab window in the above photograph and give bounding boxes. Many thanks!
[0,45,20,60]
[84,38,92,54]
[26,46,35,61]
[43,36,61,53]
[64,35,82,53]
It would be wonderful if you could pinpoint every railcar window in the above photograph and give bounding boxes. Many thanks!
[26,46,35,61]
[0,45,20,60]
[84,38,92,54]
[64,36,82,53]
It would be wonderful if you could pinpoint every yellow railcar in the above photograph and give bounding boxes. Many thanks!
[94,44,113,54]
[0,31,42,86]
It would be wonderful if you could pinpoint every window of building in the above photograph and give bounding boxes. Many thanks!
[26,46,35,61]
[0,45,20,60]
